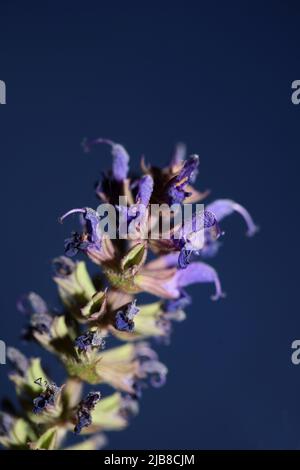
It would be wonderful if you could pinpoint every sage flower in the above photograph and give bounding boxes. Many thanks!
[7,347,29,377]
[61,207,115,264]
[201,198,258,257]
[75,330,106,353]
[163,261,225,301]
[83,138,132,204]
[74,391,101,434]
[163,290,191,312]
[114,300,139,332]
[206,199,258,237]
[1,139,256,450]
[83,138,129,183]
[117,174,154,240]
[17,293,54,343]
[165,154,199,204]
[61,207,102,257]
[172,209,221,269]
[33,383,61,415]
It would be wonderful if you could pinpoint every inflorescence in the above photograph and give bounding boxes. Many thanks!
[0,139,257,450]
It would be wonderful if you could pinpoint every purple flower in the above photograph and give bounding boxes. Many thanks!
[7,347,29,377]
[163,261,225,301]
[123,343,168,397]
[200,199,258,258]
[60,207,102,257]
[75,330,105,352]
[74,391,101,434]
[173,209,221,269]
[139,359,168,389]
[135,342,159,361]
[163,290,191,312]
[117,175,154,239]
[0,139,257,452]
[160,252,183,268]
[30,312,53,336]
[206,199,258,237]
[33,383,60,414]
[111,143,130,182]
[64,232,89,257]
[17,292,48,316]
[165,155,199,204]
[136,175,154,207]
[74,410,92,434]
[115,300,139,332]
[17,293,53,337]
[52,256,76,278]
[83,137,130,182]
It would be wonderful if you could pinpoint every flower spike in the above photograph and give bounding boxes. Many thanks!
[1,139,255,450]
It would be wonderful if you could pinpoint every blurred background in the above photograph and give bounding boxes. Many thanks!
[0,0,299,449]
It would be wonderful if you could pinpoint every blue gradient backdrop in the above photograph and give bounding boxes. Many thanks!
[0,0,300,449]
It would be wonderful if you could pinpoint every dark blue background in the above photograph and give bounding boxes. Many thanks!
[0,0,300,449]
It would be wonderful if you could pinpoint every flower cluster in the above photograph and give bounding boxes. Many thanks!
[0,139,257,450]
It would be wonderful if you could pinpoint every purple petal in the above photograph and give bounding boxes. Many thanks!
[178,209,220,241]
[163,290,191,312]
[164,261,225,300]
[126,300,139,320]
[170,142,187,167]
[139,360,168,388]
[179,154,199,181]
[166,155,199,204]
[111,143,130,182]
[75,331,105,352]
[162,253,180,268]
[60,207,102,254]
[74,391,101,434]
[136,175,153,206]
[82,137,130,182]
[114,300,139,332]
[52,256,75,278]
[149,253,180,269]
[178,249,192,269]
[173,210,220,268]
[206,199,258,237]
[7,347,29,377]
[17,292,48,315]
[30,311,53,336]
[84,208,102,244]
[33,383,61,415]
[135,342,158,361]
